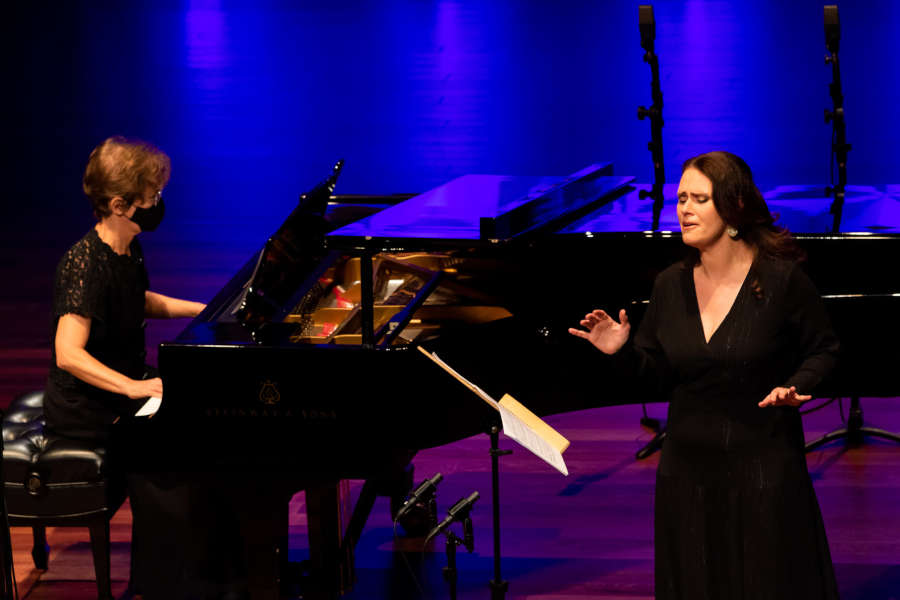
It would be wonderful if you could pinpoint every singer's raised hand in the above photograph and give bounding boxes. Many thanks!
[568,308,631,355]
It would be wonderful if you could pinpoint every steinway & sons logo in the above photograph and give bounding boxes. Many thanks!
[259,379,281,405]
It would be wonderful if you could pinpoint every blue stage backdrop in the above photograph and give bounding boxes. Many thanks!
[8,0,900,254]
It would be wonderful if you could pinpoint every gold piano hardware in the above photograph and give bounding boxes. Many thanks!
[285,333,363,345]
[319,254,450,301]
[340,281,362,304]
[287,306,404,343]
[284,306,404,326]
[288,306,512,345]
[284,307,351,325]
[379,253,450,271]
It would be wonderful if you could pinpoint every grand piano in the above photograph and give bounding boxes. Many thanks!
[156,161,900,598]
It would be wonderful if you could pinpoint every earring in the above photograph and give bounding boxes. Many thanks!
[726,225,739,238]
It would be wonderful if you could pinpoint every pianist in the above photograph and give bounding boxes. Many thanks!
[569,151,840,599]
[45,136,205,597]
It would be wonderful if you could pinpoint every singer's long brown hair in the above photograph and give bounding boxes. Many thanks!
[681,151,804,265]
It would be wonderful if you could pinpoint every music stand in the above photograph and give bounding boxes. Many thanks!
[417,347,570,600]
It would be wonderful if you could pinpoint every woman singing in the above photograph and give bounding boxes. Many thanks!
[45,136,205,597]
[569,151,840,599]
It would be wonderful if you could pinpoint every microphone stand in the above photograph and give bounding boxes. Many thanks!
[824,5,850,233]
[805,8,900,453]
[441,516,474,600]
[637,5,666,231]
[635,5,669,460]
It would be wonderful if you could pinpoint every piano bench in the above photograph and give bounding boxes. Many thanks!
[2,390,125,600]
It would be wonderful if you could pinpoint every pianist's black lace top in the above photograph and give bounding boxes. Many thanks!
[616,256,841,600]
[45,228,149,440]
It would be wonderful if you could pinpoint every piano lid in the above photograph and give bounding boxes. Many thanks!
[765,184,900,234]
[326,163,634,248]
[560,183,900,236]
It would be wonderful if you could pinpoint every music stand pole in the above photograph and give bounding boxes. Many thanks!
[488,426,510,600]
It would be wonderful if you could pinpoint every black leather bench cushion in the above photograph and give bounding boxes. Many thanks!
[3,435,107,483]
[3,391,124,519]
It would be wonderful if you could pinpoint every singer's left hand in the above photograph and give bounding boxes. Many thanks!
[758,386,811,408]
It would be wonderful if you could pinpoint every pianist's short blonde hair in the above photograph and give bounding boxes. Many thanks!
[83,136,171,219]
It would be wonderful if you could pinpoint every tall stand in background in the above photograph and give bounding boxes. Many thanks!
[637,5,666,231]
[824,5,851,233]
[635,5,668,459]
[805,7,900,452]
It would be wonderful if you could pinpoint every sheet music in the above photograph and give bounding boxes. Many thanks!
[416,346,569,476]
[136,396,161,417]
[497,402,569,476]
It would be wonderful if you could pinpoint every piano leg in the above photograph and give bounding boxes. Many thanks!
[237,485,293,599]
[190,472,298,600]
[343,462,415,549]
[305,481,355,600]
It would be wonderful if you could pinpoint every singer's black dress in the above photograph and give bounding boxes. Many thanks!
[615,256,841,600]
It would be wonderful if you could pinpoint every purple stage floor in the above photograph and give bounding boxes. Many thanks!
[8,400,900,599]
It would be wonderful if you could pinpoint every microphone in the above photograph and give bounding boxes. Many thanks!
[824,5,840,54]
[638,5,656,52]
[394,472,443,521]
[426,491,480,543]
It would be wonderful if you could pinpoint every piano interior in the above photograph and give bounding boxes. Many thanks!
[284,253,513,346]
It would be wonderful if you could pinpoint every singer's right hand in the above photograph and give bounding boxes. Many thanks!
[568,308,630,355]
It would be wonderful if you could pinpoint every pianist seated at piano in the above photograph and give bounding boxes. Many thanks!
[569,151,840,600]
[44,136,205,597]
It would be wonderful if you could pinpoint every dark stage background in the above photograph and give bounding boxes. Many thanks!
[7,1,900,250]
[4,0,900,367]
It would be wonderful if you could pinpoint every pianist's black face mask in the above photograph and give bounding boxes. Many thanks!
[129,196,165,232]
